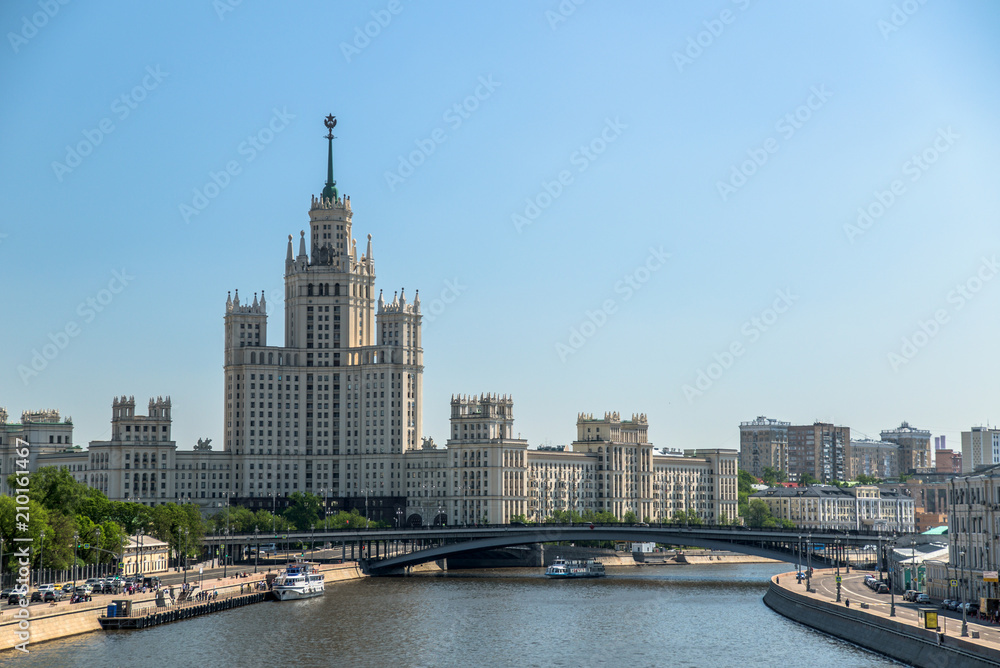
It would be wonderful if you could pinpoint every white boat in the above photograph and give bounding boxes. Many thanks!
[545,556,606,579]
[272,562,325,601]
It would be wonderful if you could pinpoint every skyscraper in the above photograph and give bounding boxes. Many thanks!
[224,116,424,501]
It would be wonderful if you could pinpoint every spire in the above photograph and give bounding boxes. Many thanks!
[298,230,307,258]
[378,289,385,312]
[259,290,266,312]
[286,235,293,263]
[321,114,338,201]
[366,233,372,262]
[226,291,233,312]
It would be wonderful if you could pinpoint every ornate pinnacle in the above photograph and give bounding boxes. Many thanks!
[322,114,338,200]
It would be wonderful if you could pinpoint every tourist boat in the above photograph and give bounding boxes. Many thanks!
[545,557,606,578]
[272,562,325,601]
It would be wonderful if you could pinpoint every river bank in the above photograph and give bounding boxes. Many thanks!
[0,562,365,653]
[764,570,1000,667]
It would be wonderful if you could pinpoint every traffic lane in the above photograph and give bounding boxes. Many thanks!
[812,571,1000,643]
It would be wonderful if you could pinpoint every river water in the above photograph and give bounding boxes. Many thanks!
[14,563,900,667]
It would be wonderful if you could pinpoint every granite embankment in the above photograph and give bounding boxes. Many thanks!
[0,562,365,652]
[764,572,1000,667]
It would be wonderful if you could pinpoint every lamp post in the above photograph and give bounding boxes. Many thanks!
[73,533,79,587]
[254,526,259,574]
[223,527,229,578]
[836,538,842,602]
[890,534,897,617]
[94,527,101,580]
[961,550,969,637]
[311,524,315,555]
[0,536,5,589]
[39,531,45,585]
[182,528,189,586]
[806,533,812,593]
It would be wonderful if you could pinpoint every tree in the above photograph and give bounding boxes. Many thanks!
[283,492,323,530]
[622,511,638,524]
[799,473,819,487]
[744,499,774,528]
[855,474,880,485]
[509,514,528,524]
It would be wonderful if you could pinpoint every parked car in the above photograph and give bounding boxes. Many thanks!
[903,590,917,602]
[876,584,890,594]
[916,593,930,604]
[941,599,952,609]
[948,600,961,611]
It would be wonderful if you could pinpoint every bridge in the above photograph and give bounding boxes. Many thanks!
[201,524,903,576]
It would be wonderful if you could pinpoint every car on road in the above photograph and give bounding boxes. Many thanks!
[903,590,917,602]
[942,599,952,609]
[876,584,890,594]
[916,593,930,604]
[948,600,962,611]
[30,591,43,603]
[43,590,64,602]
[8,592,26,606]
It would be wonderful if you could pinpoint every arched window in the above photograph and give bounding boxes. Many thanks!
[334,283,341,296]
[308,284,314,296]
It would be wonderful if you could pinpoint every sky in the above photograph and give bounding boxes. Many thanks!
[2,1,999,458]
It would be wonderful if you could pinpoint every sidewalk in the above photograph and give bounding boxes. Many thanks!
[775,568,1000,651]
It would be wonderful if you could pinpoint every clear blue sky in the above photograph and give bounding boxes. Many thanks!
[2,1,999,456]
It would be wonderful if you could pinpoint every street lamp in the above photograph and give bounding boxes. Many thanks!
[38,531,45,585]
[182,528,189,586]
[835,539,842,602]
[961,550,969,637]
[806,534,812,593]
[890,534,897,617]
[73,533,79,586]
[94,527,101,580]
[254,526,259,574]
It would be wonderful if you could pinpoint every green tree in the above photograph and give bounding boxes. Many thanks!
[744,499,774,528]
[283,492,323,530]
[855,474,880,485]
[622,511,639,524]
[799,473,818,487]
[509,514,528,524]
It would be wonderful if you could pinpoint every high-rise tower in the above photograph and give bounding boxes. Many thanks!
[224,116,423,500]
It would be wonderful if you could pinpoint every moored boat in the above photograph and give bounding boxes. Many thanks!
[545,556,606,578]
[272,562,325,600]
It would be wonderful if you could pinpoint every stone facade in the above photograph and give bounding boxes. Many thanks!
[739,416,788,480]
[750,484,914,532]
[961,426,1000,473]
[849,439,900,479]
[881,421,932,474]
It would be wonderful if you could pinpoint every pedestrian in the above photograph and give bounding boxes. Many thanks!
[845,598,850,607]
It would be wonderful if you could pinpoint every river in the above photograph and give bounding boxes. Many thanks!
[14,563,900,667]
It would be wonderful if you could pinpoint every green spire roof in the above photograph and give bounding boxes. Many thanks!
[322,114,338,200]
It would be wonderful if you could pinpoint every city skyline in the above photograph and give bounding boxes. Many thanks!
[3,2,1000,456]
